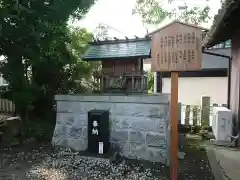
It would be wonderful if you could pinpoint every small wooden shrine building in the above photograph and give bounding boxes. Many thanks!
[82,37,151,93]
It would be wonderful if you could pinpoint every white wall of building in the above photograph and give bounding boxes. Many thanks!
[143,58,151,72]
[161,77,228,105]
[143,60,228,106]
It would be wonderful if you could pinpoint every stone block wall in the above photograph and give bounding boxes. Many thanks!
[52,94,170,164]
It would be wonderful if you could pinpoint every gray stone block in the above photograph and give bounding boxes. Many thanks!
[71,102,82,112]
[126,145,148,160]
[52,138,68,148]
[65,116,74,125]
[154,121,165,134]
[128,119,155,132]
[185,105,191,125]
[122,142,131,150]
[147,105,167,119]
[94,102,114,111]
[146,133,166,147]
[113,116,163,131]
[67,139,87,151]
[57,113,74,126]
[55,95,110,102]
[79,95,110,102]
[110,116,121,130]
[82,127,88,137]
[55,94,170,104]
[110,141,124,150]
[129,131,145,143]
[68,126,83,139]
[119,142,143,151]
[79,102,98,112]
[114,103,143,116]
[73,101,113,113]
[121,150,138,159]
[114,103,166,118]
[57,101,74,113]
[111,131,129,142]
[110,94,170,104]
[128,142,144,150]
[73,113,88,126]
[53,125,68,138]
[120,119,130,129]
[201,96,210,126]
[147,148,167,163]
[112,141,145,152]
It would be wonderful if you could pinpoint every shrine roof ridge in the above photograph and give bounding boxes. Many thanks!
[89,36,151,45]
[148,20,208,36]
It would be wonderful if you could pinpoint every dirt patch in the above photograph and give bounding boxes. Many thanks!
[0,142,52,179]
[0,136,214,180]
[179,134,215,180]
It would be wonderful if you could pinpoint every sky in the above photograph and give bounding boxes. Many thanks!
[74,0,222,38]
[0,0,222,60]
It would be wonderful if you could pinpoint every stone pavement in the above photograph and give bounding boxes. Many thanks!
[206,144,240,180]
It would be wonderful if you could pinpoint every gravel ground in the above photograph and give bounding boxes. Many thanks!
[0,136,214,180]
[0,143,169,180]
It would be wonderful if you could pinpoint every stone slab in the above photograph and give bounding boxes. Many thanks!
[111,116,164,132]
[114,103,167,118]
[55,94,170,104]
[128,131,146,143]
[53,94,170,164]
[111,131,129,142]
[146,132,167,147]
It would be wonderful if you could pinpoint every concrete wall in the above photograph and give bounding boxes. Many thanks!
[53,94,170,164]
[161,77,228,105]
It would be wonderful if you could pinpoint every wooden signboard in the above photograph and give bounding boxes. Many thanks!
[151,22,202,72]
[150,21,203,180]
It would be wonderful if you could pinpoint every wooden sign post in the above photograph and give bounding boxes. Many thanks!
[150,21,203,180]
[170,71,179,179]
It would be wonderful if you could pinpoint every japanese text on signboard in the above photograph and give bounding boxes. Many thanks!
[151,22,202,72]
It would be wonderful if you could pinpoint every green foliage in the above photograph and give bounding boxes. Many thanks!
[22,120,55,141]
[0,0,96,120]
[68,27,102,93]
[148,71,154,93]
[133,0,211,25]
[68,27,92,58]
[133,0,171,24]
[177,6,210,25]
[94,23,109,40]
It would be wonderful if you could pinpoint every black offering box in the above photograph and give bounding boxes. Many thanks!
[88,110,110,154]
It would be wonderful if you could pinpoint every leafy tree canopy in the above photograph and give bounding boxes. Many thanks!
[133,0,211,25]
[68,27,101,92]
[94,23,109,40]
[0,0,96,120]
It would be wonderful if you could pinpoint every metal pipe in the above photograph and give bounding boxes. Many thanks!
[227,56,232,109]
